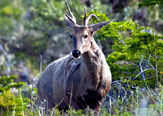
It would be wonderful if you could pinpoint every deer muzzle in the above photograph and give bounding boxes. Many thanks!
[72,49,81,58]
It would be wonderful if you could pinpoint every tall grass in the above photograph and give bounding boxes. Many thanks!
[1,82,162,116]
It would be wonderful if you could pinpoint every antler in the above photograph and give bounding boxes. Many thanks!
[83,8,87,25]
[85,14,99,26]
[65,0,76,24]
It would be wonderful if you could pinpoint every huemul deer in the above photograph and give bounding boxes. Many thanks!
[37,1,112,115]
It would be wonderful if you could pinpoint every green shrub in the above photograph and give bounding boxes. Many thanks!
[90,11,163,88]
[0,75,30,116]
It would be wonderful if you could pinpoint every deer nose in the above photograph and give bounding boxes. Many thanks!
[72,49,81,58]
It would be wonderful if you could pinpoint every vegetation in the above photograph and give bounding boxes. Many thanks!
[0,75,29,116]
[0,0,163,115]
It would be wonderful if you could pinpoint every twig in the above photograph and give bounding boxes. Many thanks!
[144,55,159,73]
[134,68,154,79]
[139,55,145,80]
[40,55,43,73]
[118,38,126,45]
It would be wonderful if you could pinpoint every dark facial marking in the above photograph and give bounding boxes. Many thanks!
[71,36,77,48]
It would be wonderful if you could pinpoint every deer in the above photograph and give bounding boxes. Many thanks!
[37,1,112,115]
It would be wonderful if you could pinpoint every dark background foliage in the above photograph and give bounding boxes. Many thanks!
[0,0,163,115]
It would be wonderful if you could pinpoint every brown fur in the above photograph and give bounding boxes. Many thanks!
[37,2,112,115]
[37,38,111,112]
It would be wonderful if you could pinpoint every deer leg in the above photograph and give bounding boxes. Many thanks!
[94,100,102,116]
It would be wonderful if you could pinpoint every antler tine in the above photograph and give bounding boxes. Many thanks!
[85,14,99,26]
[83,8,87,25]
[65,0,76,23]
[64,12,75,23]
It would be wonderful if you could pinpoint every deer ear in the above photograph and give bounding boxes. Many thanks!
[64,13,76,28]
[89,21,111,35]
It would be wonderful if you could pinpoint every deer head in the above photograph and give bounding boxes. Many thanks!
[64,0,111,58]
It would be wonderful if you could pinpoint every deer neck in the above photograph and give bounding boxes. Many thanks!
[82,38,105,78]
[79,38,105,91]
[82,38,104,64]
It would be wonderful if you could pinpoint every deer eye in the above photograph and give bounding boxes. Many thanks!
[83,34,88,39]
